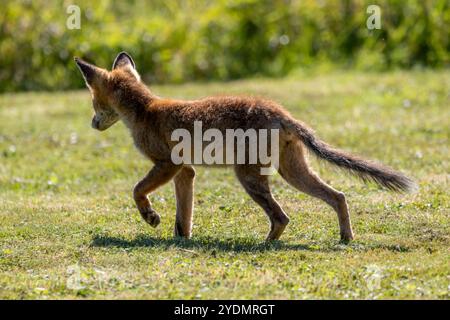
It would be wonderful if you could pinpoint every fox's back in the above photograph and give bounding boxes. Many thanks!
[150,95,290,133]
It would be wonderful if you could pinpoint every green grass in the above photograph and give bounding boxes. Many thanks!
[0,70,449,299]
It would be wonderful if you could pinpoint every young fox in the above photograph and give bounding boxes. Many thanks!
[75,52,416,242]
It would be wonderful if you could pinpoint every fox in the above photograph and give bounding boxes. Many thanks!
[74,52,416,242]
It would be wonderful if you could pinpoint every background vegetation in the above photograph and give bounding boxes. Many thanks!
[0,0,449,92]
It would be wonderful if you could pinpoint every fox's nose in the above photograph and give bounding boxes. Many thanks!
[92,118,100,129]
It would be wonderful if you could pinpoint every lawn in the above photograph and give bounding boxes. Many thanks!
[0,70,448,299]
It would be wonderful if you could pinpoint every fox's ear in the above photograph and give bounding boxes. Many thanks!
[74,57,100,86]
[112,52,136,70]
[112,51,140,81]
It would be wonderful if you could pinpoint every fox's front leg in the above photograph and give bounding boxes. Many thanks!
[173,166,196,238]
[133,162,180,228]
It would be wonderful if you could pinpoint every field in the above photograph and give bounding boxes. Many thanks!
[0,71,448,299]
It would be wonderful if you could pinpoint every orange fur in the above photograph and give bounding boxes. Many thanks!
[74,52,415,241]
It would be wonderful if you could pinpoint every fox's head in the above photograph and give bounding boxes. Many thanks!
[74,52,142,131]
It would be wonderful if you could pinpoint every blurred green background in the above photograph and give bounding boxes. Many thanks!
[0,0,449,92]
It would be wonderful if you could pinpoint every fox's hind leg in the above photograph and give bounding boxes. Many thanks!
[133,162,180,228]
[234,165,290,241]
[173,166,196,238]
[279,141,354,241]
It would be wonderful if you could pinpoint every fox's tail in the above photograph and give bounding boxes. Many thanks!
[284,119,417,192]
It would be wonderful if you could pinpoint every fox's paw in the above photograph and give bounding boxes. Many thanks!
[340,230,354,243]
[174,222,191,239]
[141,210,161,228]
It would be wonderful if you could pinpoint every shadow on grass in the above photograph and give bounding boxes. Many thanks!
[90,234,412,253]
[91,234,312,252]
